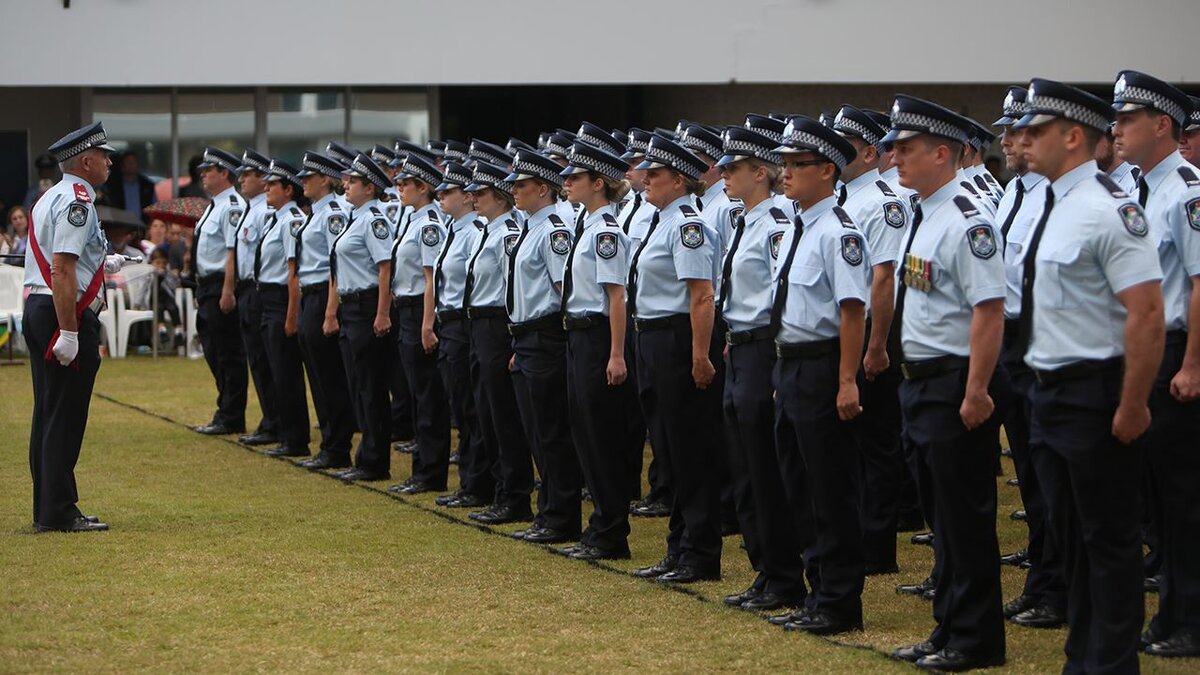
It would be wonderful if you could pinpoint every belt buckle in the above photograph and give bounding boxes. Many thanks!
[900,362,914,379]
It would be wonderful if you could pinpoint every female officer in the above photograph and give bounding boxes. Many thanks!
[292,151,355,470]
[504,149,583,544]
[461,162,535,526]
[628,135,723,583]
[255,159,311,459]
[323,153,395,482]
[558,141,636,560]
[387,153,451,495]
[714,127,807,610]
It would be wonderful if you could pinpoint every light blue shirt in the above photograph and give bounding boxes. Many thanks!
[631,195,715,320]
[465,210,521,310]
[236,193,271,281]
[390,203,445,298]
[721,198,790,332]
[1109,161,1139,196]
[508,204,572,323]
[958,169,998,218]
[256,201,303,286]
[331,199,392,295]
[966,165,1002,206]
[618,190,656,248]
[1142,151,1200,331]
[899,179,1006,361]
[382,188,407,233]
[840,168,907,267]
[1025,160,1163,370]
[194,185,246,278]
[998,172,1047,319]
[881,166,920,213]
[564,203,630,318]
[293,193,345,288]
[24,173,108,295]
[701,178,739,255]
[435,210,483,313]
[776,195,870,343]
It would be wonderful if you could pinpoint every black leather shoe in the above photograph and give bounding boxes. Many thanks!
[297,453,351,470]
[194,423,242,435]
[568,544,631,561]
[769,609,808,626]
[911,531,934,546]
[1001,446,1013,457]
[1003,593,1038,619]
[522,527,578,544]
[892,641,938,663]
[436,489,469,506]
[469,503,533,525]
[264,446,310,458]
[865,563,900,576]
[448,453,460,465]
[1009,604,1066,629]
[238,431,277,446]
[897,576,936,597]
[1010,509,1026,521]
[446,493,490,508]
[783,610,863,635]
[1143,626,1167,649]
[633,555,679,579]
[1145,629,1200,657]
[392,439,417,454]
[630,499,670,518]
[724,585,761,607]
[657,565,719,584]
[35,516,109,533]
[1005,477,1020,487]
[922,587,937,601]
[387,478,416,493]
[1145,575,1161,593]
[510,524,544,540]
[916,648,1004,671]
[395,480,444,495]
[1000,548,1030,567]
[335,468,389,482]
[743,592,800,612]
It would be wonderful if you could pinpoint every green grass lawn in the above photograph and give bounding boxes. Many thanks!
[0,356,1193,673]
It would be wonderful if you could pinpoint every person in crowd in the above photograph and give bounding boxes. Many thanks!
[102,151,157,220]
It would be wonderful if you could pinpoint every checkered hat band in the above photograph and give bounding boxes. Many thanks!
[784,130,846,168]
[303,158,342,179]
[1118,86,1187,124]
[747,125,783,144]
[445,170,471,185]
[475,173,513,192]
[55,131,107,161]
[269,167,300,184]
[890,111,970,144]
[1027,94,1111,131]
[351,159,388,190]
[567,152,625,181]
[403,164,441,187]
[723,139,781,164]
[683,137,721,159]
[204,152,239,173]
[445,150,468,162]
[833,118,879,146]
[579,132,612,150]
[1004,100,1029,118]
[628,138,649,154]
[472,149,510,166]
[514,159,560,184]
[646,144,701,179]
[546,142,571,156]
[242,156,269,173]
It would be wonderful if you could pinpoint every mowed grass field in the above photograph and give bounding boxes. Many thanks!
[0,357,1194,673]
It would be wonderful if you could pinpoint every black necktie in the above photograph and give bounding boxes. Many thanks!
[328,213,354,283]
[768,215,805,337]
[254,213,278,281]
[837,184,847,206]
[189,201,214,280]
[505,219,530,316]
[561,219,585,313]
[695,196,704,211]
[621,192,642,234]
[389,210,418,290]
[1000,177,1026,239]
[292,211,314,274]
[626,210,660,319]
[1137,176,1149,208]
[462,223,490,309]
[1131,166,1142,183]
[888,204,924,360]
[433,219,457,302]
[574,209,586,239]
[717,214,747,313]
[1014,186,1056,357]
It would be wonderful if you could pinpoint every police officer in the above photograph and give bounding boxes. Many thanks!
[628,135,723,583]
[1181,98,1200,168]
[254,159,311,459]
[1096,127,1140,194]
[713,126,808,610]
[830,104,909,576]
[24,122,117,533]
[461,161,536,526]
[325,153,396,482]
[371,144,405,227]
[558,141,637,560]
[956,129,999,219]
[292,151,356,470]
[867,108,921,213]
[443,140,470,166]
[744,113,798,219]
[431,161,491,508]
[964,121,1003,206]
[883,95,1008,671]
[192,147,249,436]
[387,153,451,495]
[1111,70,1200,658]
[990,86,1068,631]
[504,149,583,544]
[1016,78,1166,673]
[538,133,583,226]
[233,149,280,447]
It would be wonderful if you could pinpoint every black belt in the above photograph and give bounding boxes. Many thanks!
[726,326,772,346]
[775,337,838,359]
[235,280,255,292]
[393,294,423,308]
[437,309,465,324]
[633,313,689,333]
[338,287,378,304]
[1034,357,1121,386]
[257,282,286,293]
[197,274,224,288]
[563,312,607,331]
[466,306,507,320]
[1166,329,1187,347]
[301,282,328,297]
[508,313,563,336]
[900,355,969,380]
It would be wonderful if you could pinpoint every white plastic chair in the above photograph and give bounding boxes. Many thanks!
[97,287,117,356]
[113,284,155,357]
[0,266,25,357]
[175,286,200,358]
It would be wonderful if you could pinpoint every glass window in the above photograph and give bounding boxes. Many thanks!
[91,91,172,180]
[350,90,429,151]
[178,91,255,194]
[266,90,345,165]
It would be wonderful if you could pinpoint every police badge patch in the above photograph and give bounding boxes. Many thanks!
[841,234,864,266]
[769,231,785,259]
[729,206,745,230]
[289,219,303,237]
[386,204,399,222]
[883,201,905,228]
[967,225,997,258]
[328,214,346,235]
[680,223,704,249]
[66,202,88,227]
[227,209,243,228]
[372,218,390,240]
[504,234,520,256]
[421,225,441,246]
[1186,198,1200,231]
[1120,204,1148,237]
[550,230,570,255]
[596,232,617,259]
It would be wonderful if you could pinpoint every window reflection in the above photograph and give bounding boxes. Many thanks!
[266,90,345,165]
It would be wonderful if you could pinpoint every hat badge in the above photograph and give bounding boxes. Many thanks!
[1115,74,1127,97]
[1004,92,1014,109]
[834,110,847,126]
[891,101,901,117]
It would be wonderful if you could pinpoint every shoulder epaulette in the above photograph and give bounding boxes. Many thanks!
[952,195,981,218]
[679,204,699,218]
[1178,166,1200,187]
[601,213,618,227]
[960,181,980,197]
[472,219,485,229]
[768,207,790,225]
[832,205,856,228]
[505,218,520,231]
[1095,173,1129,199]
[290,207,303,217]
[875,180,897,198]
[329,200,342,210]
[547,213,565,227]
[426,208,440,221]
[229,194,240,205]
[369,206,383,216]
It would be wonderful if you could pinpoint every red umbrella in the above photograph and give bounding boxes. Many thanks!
[144,197,210,227]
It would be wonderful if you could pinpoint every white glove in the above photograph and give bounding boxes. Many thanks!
[52,330,79,366]
[104,254,125,274]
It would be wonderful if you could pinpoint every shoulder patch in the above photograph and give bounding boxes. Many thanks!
[1186,198,1200,232]
[549,229,570,254]
[1095,173,1130,199]
[601,213,619,228]
[680,222,704,249]
[883,201,906,228]
[769,207,790,225]
[729,205,745,231]
[66,201,89,227]
[327,213,346,235]
[679,204,699,218]
[421,224,441,246]
[832,205,855,228]
[840,233,864,266]
[960,181,980,197]
[1179,166,1200,188]
[289,218,304,236]
[769,231,785,259]
[505,218,520,231]
[504,234,520,255]
[548,213,565,228]
[372,218,390,240]
[952,195,981,219]
[472,219,485,231]
[385,204,399,221]
[596,231,618,259]
[1120,203,1148,237]
[966,224,998,259]
[72,183,91,203]
[227,208,243,228]
[875,180,897,198]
